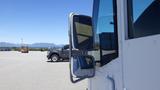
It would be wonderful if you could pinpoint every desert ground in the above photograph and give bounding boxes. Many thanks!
[0,51,87,90]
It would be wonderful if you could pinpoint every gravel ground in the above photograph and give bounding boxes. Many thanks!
[0,51,87,90]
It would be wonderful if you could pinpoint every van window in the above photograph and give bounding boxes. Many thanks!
[128,0,160,39]
[93,0,118,66]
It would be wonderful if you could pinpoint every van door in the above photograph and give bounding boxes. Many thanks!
[123,0,160,90]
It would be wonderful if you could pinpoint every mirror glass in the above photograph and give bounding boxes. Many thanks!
[71,55,95,78]
[72,15,93,50]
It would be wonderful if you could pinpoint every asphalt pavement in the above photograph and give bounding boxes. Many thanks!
[0,51,87,90]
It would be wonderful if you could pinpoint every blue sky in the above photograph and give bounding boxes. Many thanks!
[0,0,93,44]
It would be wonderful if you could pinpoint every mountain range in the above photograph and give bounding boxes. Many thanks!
[0,42,65,48]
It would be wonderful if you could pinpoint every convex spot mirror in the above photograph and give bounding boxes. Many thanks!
[71,55,95,78]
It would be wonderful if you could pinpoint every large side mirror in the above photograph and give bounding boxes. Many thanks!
[69,13,93,50]
[69,13,95,83]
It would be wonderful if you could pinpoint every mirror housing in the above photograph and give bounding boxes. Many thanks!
[69,13,95,83]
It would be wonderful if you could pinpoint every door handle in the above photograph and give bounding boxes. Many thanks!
[107,75,116,90]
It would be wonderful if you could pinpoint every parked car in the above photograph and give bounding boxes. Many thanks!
[0,47,11,51]
[47,45,69,62]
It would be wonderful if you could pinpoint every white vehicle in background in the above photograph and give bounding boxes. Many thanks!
[68,0,160,90]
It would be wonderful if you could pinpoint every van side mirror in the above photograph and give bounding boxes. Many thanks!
[69,13,95,83]
[69,13,93,50]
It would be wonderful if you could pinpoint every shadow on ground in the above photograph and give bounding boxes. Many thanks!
[46,60,69,63]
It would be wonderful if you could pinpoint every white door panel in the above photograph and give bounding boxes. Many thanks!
[123,35,160,90]
[89,58,123,90]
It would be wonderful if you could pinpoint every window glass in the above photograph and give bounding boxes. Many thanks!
[128,0,160,38]
[94,0,115,48]
[133,0,154,22]
[93,0,118,66]
[96,0,114,34]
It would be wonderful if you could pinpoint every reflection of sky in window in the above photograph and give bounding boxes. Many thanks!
[96,0,114,33]
[133,0,154,22]
[95,0,154,33]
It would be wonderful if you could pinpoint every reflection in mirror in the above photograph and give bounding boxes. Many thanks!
[71,55,95,78]
[73,15,93,50]
[75,22,92,44]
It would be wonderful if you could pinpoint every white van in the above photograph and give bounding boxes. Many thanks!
[69,0,160,90]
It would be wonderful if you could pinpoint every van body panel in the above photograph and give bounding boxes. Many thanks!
[123,35,160,90]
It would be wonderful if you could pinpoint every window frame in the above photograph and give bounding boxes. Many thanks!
[127,0,134,39]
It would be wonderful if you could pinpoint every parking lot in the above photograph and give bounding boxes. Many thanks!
[0,51,87,90]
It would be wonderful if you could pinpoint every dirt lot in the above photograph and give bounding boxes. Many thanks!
[0,51,87,90]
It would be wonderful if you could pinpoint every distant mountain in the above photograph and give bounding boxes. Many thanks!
[29,43,56,48]
[0,42,64,48]
[0,42,20,47]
